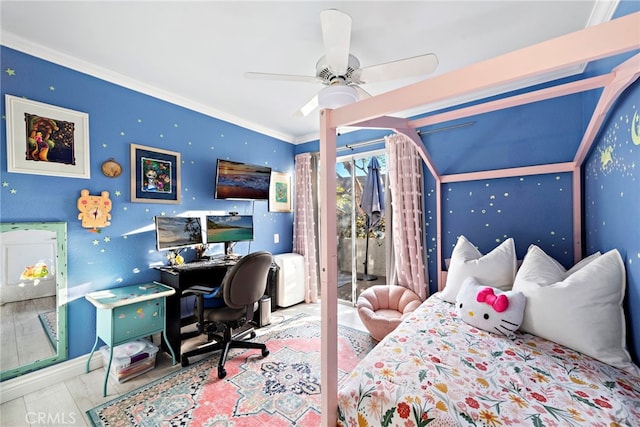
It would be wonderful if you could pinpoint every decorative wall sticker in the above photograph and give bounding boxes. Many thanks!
[77,189,112,230]
[632,111,640,145]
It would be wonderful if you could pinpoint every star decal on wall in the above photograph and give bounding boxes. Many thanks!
[5,68,15,76]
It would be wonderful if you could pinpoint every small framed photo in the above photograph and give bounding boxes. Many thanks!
[5,95,90,179]
[269,171,292,212]
[130,143,181,204]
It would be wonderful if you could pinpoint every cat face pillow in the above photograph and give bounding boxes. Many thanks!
[455,277,526,339]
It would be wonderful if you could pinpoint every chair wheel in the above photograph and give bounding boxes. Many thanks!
[181,356,190,367]
[262,348,269,357]
[218,367,227,379]
[249,331,256,339]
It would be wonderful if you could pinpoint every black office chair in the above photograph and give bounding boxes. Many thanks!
[181,251,272,379]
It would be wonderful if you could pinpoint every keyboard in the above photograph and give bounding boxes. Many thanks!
[172,259,228,271]
[172,257,239,271]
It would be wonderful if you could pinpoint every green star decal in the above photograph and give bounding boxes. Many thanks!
[5,68,16,76]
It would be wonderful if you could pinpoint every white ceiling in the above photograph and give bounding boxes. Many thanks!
[0,1,617,144]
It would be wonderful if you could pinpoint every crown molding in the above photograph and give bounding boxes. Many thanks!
[1,31,296,144]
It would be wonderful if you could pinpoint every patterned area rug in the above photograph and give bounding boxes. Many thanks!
[86,314,375,426]
[38,310,57,348]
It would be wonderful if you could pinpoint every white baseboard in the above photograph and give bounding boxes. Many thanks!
[0,354,103,404]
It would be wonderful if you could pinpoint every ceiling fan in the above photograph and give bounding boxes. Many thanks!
[244,9,439,117]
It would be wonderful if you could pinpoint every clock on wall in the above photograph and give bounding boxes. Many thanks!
[77,189,112,229]
[101,158,122,177]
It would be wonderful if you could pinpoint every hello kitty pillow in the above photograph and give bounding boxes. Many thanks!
[456,277,526,339]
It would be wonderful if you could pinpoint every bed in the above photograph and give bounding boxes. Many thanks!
[337,238,640,426]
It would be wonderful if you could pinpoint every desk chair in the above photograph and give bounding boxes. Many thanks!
[181,251,272,379]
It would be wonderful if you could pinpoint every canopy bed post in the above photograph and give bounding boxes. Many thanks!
[318,109,338,427]
[572,167,583,264]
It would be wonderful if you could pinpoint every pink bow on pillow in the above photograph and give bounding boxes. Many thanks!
[477,287,509,312]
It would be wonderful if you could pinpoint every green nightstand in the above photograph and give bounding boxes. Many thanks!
[85,282,177,396]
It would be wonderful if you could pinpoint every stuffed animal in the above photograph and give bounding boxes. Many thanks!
[455,276,526,339]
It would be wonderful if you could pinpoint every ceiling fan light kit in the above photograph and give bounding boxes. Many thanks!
[318,84,358,110]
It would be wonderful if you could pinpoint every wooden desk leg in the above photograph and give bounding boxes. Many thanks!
[164,292,182,359]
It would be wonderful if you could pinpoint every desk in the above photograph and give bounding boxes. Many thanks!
[155,259,279,358]
[85,282,177,396]
[156,262,231,359]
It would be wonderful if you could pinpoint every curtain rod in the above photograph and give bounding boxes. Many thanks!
[336,121,475,152]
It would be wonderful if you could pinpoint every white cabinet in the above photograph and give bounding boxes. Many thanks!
[273,253,305,307]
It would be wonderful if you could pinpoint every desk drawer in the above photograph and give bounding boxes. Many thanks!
[112,300,164,343]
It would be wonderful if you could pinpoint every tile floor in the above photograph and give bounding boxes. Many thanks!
[0,301,366,426]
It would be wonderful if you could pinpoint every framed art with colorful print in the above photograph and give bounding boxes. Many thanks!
[130,143,181,204]
[269,171,292,212]
[5,95,90,179]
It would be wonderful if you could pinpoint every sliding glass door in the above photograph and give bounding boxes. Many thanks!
[336,150,387,304]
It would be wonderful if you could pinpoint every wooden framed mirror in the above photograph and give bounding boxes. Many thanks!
[0,222,68,380]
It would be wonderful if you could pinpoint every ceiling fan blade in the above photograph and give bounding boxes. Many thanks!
[356,53,439,84]
[352,85,372,100]
[293,94,319,117]
[244,71,322,84]
[320,9,351,75]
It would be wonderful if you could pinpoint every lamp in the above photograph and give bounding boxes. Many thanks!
[317,84,358,110]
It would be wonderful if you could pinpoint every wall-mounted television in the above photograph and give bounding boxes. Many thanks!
[214,159,271,200]
[155,216,204,251]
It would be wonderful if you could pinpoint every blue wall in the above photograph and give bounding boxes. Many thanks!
[584,79,640,361]
[0,46,295,359]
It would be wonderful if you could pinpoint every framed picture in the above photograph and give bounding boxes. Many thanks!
[269,171,292,212]
[5,95,90,178]
[130,143,181,204]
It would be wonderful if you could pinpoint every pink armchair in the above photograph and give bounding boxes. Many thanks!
[357,285,422,341]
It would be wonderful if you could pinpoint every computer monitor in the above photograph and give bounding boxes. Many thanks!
[205,215,253,256]
[155,216,204,251]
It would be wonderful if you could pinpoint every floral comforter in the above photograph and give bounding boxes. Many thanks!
[338,295,640,426]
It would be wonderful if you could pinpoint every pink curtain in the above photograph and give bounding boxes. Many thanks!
[293,153,319,303]
[384,133,428,301]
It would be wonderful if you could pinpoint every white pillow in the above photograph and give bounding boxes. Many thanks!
[513,245,637,372]
[440,236,517,303]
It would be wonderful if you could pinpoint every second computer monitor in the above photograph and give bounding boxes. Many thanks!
[206,214,254,246]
